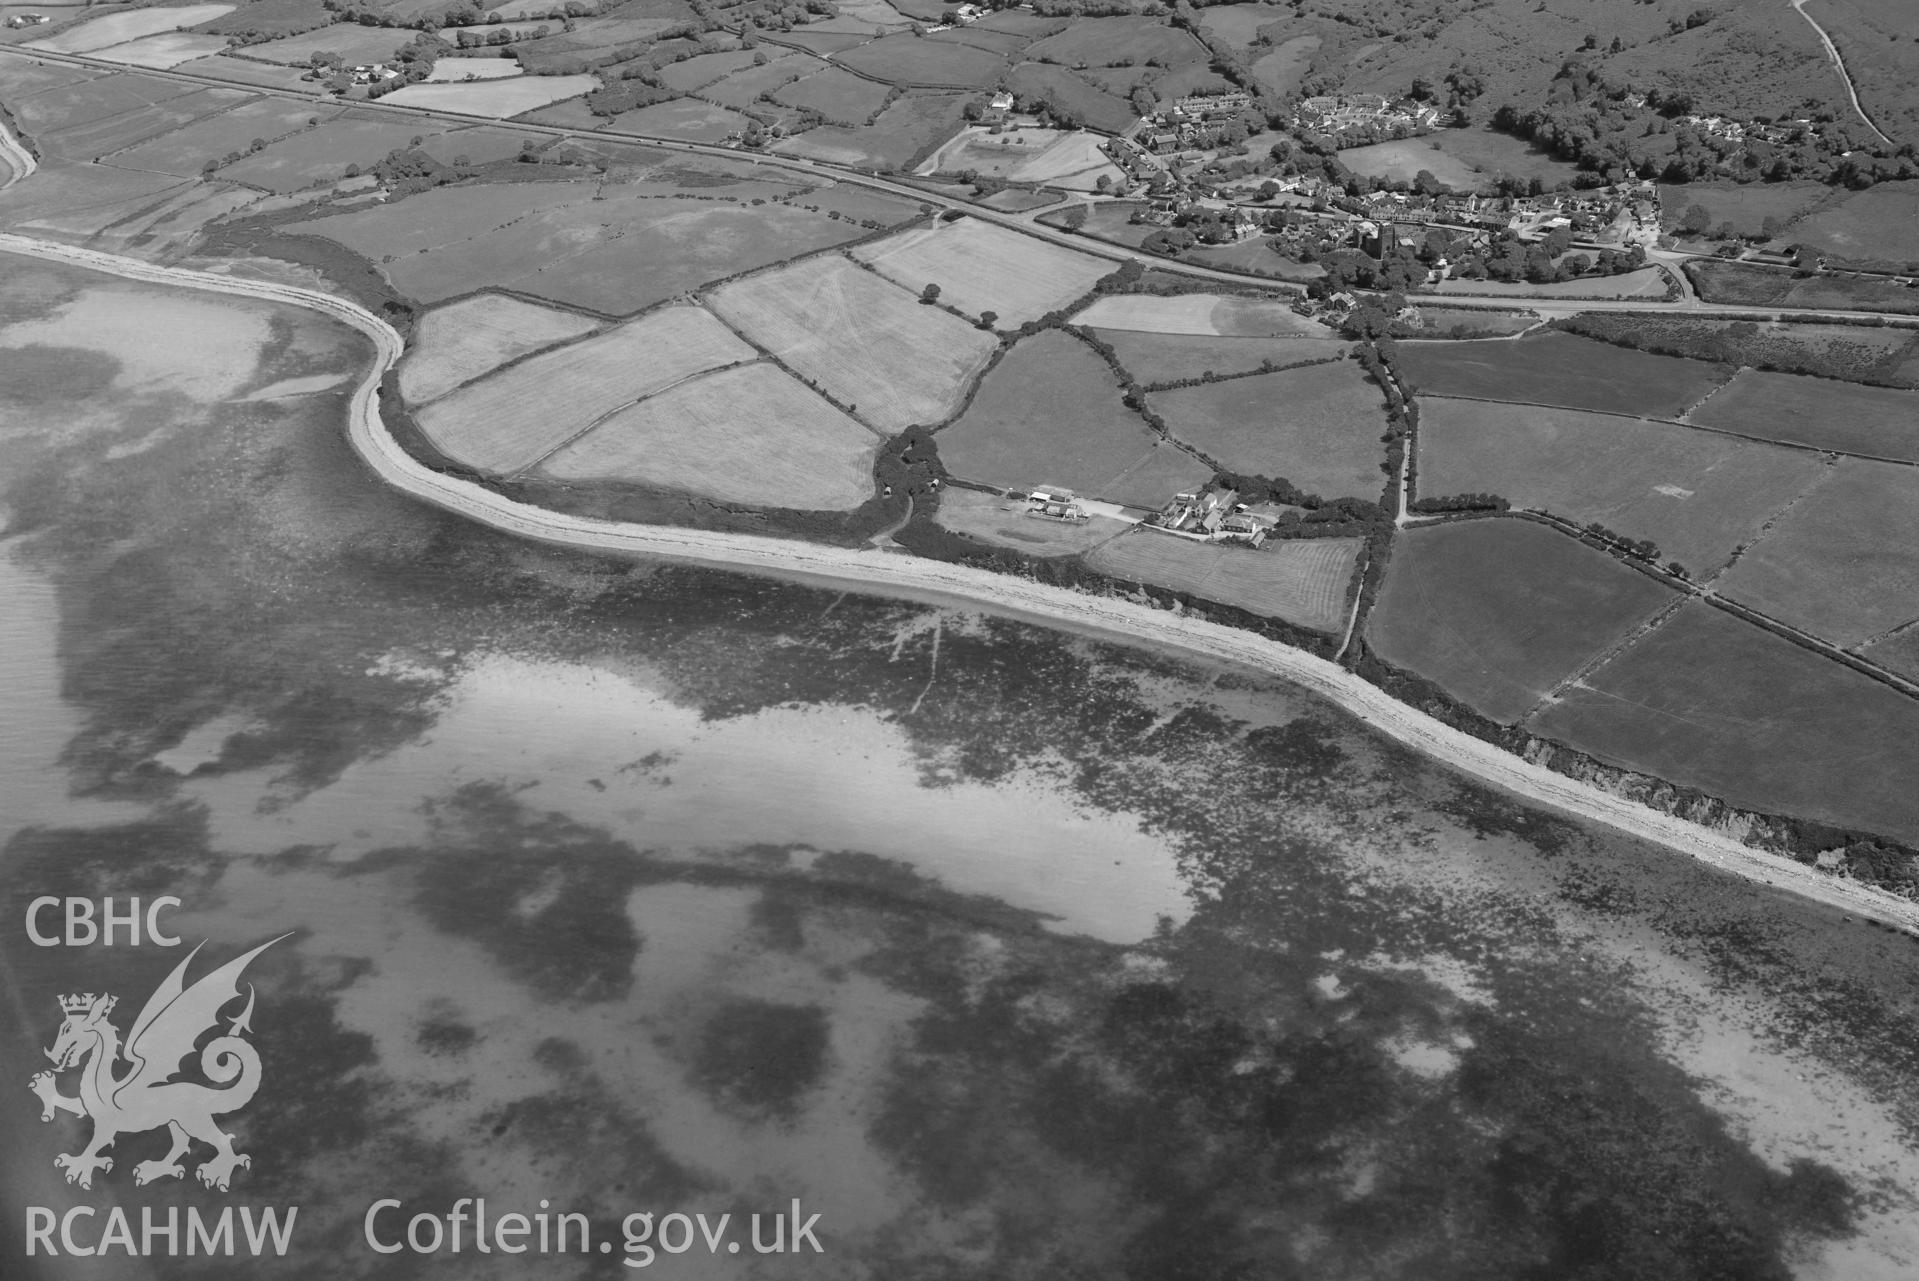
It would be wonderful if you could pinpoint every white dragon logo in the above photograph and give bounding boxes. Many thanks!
[29,936,286,1192]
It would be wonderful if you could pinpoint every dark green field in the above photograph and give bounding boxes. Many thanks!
[1689,369,1919,461]
[1366,519,1680,724]
[1149,360,1388,502]
[1415,397,1825,574]
[1687,260,1919,316]
[1395,332,1733,418]
[1713,459,1919,648]
[937,329,1212,507]
[1529,601,1919,846]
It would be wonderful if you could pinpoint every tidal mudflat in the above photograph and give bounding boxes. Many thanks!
[4,251,1919,1278]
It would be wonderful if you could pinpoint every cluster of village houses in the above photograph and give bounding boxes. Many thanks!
[1095,88,1663,265]
[1293,93,1445,136]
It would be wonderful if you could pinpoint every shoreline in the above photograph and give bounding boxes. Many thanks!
[2,228,1917,935]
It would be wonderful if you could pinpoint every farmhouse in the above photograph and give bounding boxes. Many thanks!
[1144,487,1272,544]
[4,11,50,24]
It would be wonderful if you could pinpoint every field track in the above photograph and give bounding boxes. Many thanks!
[4,140,1919,934]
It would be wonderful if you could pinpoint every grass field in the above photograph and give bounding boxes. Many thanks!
[6,71,202,135]
[1368,518,1680,724]
[218,116,449,191]
[1780,182,1919,264]
[1712,459,1919,648]
[243,22,407,64]
[170,54,316,90]
[1005,61,1134,133]
[416,304,755,473]
[773,65,895,123]
[1025,15,1200,67]
[379,75,598,117]
[1196,3,1288,50]
[399,292,600,405]
[1396,332,1732,418]
[1431,266,1670,300]
[851,218,1110,325]
[194,0,331,36]
[1686,260,1919,315]
[606,98,753,143]
[0,158,241,248]
[937,328,1211,506]
[1149,360,1388,501]
[769,89,969,171]
[423,57,523,82]
[1337,139,1482,191]
[1248,34,1317,95]
[539,362,879,509]
[1087,531,1359,632]
[1407,308,1539,337]
[697,56,810,109]
[24,4,231,51]
[1071,292,1331,337]
[1528,600,1919,845]
[1420,127,1580,189]
[415,125,536,166]
[836,34,1006,87]
[659,47,783,92]
[1095,331,1343,385]
[709,253,996,433]
[89,31,229,67]
[289,177,867,314]
[932,487,1132,556]
[1415,397,1826,574]
[104,97,335,176]
[1688,369,1919,461]
[1863,627,1919,683]
[30,85,247,162]
[1656,181,1833,239]
[0,56,104,101]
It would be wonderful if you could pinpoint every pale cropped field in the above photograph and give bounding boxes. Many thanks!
[90,32,230,68]
[541,363,880,510]
[1072,292,1331,337]
[416,305,755,474]
[708,254,996,434]
[379,75,598,118]
[851,218,1111,325]
[1087,531,1360,632]
[24,5,232,52]
[399,292,600,405]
